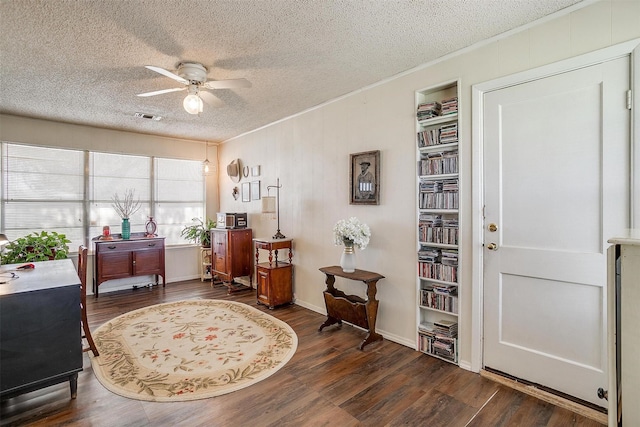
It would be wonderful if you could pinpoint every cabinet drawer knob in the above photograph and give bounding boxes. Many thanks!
[107,245,116,249]
[148,243,156,247]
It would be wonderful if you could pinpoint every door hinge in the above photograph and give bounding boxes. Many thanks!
[627,90,632,110]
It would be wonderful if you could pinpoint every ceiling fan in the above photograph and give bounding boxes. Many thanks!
[137,62,251,114]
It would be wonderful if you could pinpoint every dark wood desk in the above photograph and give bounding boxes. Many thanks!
[0,259,82,399]
[93,233,165,297]
[318,266,385,350]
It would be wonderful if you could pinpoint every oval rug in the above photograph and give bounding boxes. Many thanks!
[90,299,298,402]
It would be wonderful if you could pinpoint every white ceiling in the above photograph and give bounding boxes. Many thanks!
[0,0,584,143]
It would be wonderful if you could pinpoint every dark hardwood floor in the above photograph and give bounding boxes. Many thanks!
[1,280,605,427]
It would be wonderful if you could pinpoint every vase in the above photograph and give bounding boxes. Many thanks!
[121,218,131,240]
[340,239,356,273]
[145,216,157,237]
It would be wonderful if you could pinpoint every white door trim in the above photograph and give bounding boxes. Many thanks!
[470,38,640,373]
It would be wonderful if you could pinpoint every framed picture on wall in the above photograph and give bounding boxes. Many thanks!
[241,182,250,202]
[251,181,261,200]
[350,150,380,205]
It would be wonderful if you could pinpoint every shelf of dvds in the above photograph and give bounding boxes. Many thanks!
[415,81,460,365]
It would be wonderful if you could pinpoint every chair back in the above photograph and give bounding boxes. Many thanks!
[78,245,88,294]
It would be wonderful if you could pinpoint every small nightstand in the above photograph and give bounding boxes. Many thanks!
[254,238,293,309]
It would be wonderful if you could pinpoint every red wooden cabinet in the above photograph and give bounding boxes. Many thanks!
[211,228,253,293]
[254,238,293,309]
[93,234,165,297]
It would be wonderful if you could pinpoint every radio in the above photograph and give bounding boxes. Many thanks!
[216,212,247,229]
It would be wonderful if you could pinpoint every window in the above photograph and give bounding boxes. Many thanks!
[89,152,151,240]
[1,142,205,249]
[1,143,84,248]
[155,158,204,244]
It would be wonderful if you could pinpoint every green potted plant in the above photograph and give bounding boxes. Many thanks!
[1,231,72,264]
[180,218,216,247]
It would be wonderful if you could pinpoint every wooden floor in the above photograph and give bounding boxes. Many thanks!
[1,280,605,427]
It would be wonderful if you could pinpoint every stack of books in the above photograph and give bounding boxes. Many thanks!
[417,101,442,121]
[441,97,458,116]
[439,123,458,144]
[434,319,458,338]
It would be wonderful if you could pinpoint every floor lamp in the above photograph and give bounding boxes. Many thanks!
[262,178,286,239]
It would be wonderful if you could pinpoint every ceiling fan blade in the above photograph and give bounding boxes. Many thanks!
[200,91,224,108]
[203,78,252,90]
[137,87,186,97]
[145,65,188,84]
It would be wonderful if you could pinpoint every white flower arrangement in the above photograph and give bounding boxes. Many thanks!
[333,217,371,249]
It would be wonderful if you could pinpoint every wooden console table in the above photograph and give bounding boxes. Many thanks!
[318,266,385,350]
[93,233,165,298]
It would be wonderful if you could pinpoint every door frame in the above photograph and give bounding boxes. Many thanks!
[470,38,640,373]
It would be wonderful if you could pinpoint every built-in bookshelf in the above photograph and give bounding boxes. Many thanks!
[415,81,460,364]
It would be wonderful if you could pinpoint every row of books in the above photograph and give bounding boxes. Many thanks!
[420,289,459,314]
[418,224,458,245]
[418,261,458,283]
[420,178,459,191]
[417,150,458,176]
[419,191,459,210]
[418,214,459,245]
[416,123,458,147]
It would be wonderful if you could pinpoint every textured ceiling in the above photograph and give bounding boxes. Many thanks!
[0,0,584,143]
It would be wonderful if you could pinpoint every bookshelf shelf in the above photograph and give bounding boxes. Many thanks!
[415,81,460,365]
[418,113,458,127]
[418,242,458,250]
[419,305,459,317]
[419,142,459,153]
[419,277,458,286]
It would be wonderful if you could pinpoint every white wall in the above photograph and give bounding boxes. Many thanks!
[218,0,640,365]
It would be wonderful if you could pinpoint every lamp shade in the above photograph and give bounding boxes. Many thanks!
[0,234,9,248]
[261,196,276,214]
[183,93,203,114]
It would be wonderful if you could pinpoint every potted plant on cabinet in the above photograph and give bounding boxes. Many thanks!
[0,231,72,264]
[180,218,216,247]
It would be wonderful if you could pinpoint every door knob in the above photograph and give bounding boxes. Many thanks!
[486,243,498,251]
[488,223,498,232]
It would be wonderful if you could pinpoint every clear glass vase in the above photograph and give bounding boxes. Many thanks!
[340,239,356,273]
[121,218,131,240]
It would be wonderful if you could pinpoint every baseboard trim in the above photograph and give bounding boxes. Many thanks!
[480,369,607,425]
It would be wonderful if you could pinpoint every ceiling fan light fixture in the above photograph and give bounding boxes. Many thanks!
[183,93,203,115]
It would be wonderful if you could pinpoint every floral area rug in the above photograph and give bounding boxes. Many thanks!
[90,299,297,402]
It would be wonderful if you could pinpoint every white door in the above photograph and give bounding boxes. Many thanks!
[483,56,630,407]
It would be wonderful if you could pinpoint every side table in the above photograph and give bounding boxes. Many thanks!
[254,238,294,309]
[318,266,385,350]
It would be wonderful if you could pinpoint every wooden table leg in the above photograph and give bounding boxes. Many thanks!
[70,372,78,399]
[359,279,383,349]
[319,273,341,331]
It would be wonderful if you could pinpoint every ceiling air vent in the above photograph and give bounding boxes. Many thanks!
[134,112,162,121]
